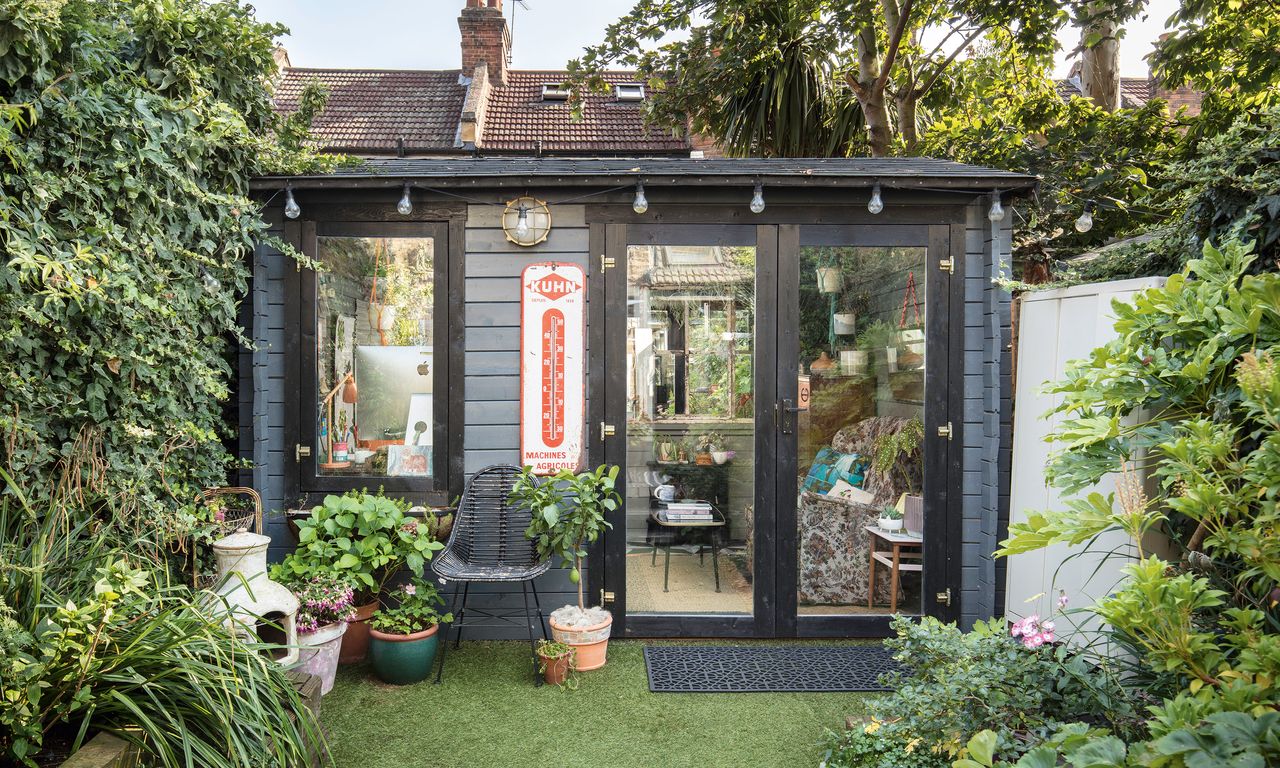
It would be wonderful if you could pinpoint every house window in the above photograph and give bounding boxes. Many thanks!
[304,223,449,493]
[615,83,645,102]
[541,84,570,101]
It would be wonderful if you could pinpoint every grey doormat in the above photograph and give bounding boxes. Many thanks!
[643,645,898,693]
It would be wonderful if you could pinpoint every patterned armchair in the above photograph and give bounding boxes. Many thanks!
[797,416,920,607]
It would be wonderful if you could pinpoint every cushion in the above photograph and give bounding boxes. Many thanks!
[801,447,866,494]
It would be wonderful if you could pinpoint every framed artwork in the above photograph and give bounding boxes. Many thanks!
[387,445,432,476]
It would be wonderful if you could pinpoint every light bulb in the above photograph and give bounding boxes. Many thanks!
[632,182,648,214]
[988,191,1005,222]
[201,268,221,294]
[867,183,884,215]
[283,185,300,219]
[1074,202,1095,233]
[749,183,765,214]
[515,206,531,238]
[397,184,413,215]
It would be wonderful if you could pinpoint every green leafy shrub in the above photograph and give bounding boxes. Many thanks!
[272,490,444,603]
[957,712,1280,767]
[822,722,949,768]
[0,0,328,544]
[0,484,324,767]
[826,616,1136,767]
[1001,240,1280,729]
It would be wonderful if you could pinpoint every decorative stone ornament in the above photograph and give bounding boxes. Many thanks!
[211,528,300,666]
[502,195,552,246]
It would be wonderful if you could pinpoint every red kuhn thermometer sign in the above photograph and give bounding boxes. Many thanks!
[520,262,586,474]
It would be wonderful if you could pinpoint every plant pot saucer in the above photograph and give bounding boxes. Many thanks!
[319,461,351,470]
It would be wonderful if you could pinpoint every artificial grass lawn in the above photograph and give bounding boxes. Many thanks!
[322,639,871,768]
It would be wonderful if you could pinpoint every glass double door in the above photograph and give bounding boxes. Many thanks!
[598,222,958,637]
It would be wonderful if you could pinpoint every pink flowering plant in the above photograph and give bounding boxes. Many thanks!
[1009,592,1068,650]
[289,573,357,634]
[369,579,452,636]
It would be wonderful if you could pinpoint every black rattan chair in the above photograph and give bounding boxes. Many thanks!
[431,465,551,684]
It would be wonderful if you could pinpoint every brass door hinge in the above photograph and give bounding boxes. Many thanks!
[600,255,616,271]
[600,422,616,439]
[937,422,953,440]
[938,258,954,274]
[936,588,952,607]
[295,444,312,462]
[600,589,616,607]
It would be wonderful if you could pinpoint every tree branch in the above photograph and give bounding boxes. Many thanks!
[874,0,914,93]
[913,24,988,99]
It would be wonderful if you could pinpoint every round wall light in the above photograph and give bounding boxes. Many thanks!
[502,196,552,247]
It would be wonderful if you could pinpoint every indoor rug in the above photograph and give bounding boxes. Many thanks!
[643,645,898,693]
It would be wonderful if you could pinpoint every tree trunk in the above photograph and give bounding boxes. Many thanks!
[851,28,892,157]
[576,554,585,609]
[896,92,918,153]
[1080,4,1121,111]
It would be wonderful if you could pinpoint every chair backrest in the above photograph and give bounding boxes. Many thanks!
[444,465,543,568]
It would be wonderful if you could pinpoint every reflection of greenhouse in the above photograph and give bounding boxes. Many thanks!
[627,246,755,422]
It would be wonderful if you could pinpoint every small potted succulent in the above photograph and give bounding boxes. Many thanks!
[535,639,576,687]
[878,506,904,532]
[288,572,357,695]
[368,579,453,685]
[511,464,619,671]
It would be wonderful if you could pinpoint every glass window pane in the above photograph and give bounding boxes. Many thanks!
[624,244,755,615]
[795,246,926,616]
[314,236,435,478]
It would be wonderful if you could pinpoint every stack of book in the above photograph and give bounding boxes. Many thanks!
[662,500,714,522]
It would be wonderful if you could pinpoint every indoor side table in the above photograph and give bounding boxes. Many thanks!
[865,526,923,613]
[648,506,727,593]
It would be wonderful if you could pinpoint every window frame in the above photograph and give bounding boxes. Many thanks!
[293,220,458,502]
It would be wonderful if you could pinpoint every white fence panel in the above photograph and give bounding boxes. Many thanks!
[1006,277,1165,644]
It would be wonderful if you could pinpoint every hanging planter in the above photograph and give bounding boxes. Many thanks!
[815,266,843,294]
[833,312,857,335]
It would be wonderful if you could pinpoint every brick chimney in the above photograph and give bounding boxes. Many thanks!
[459,0,509,86]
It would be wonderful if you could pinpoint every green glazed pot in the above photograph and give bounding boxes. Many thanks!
[368,624,440,685]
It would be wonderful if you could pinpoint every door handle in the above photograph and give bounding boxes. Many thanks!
[778,399,801,435]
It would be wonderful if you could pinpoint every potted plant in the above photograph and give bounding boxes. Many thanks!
[535,638,576,687]
[511,464,619,671]
[272,490,445,664]
[287,572,357,695]
[367,579,452,685]
[694,431,724,466]
[878,505,904,531]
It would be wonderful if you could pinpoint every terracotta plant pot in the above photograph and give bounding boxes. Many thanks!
[695,452,714,466]
[297,621,348,695]
[549,612,613,671]
[338,600,378,665]
[538,651,573,686]
[369,624,440,685]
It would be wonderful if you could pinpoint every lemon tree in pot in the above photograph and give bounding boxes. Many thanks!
[510,464,619,671]
[368,579,452,685]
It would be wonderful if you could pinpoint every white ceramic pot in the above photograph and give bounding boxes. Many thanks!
[297,621,348,695]
[878,517,903,532]
[711,450,731,465]
[833,313,857,335]
[841,350,868,375]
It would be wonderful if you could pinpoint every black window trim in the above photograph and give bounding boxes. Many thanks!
[290,219,459,505]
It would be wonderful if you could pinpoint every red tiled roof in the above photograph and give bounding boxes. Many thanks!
[1055,77,1154,108]
[275,68,467,153]
[481,71,690,154]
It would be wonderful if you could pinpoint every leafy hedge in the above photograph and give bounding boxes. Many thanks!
[0,0,322,530]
